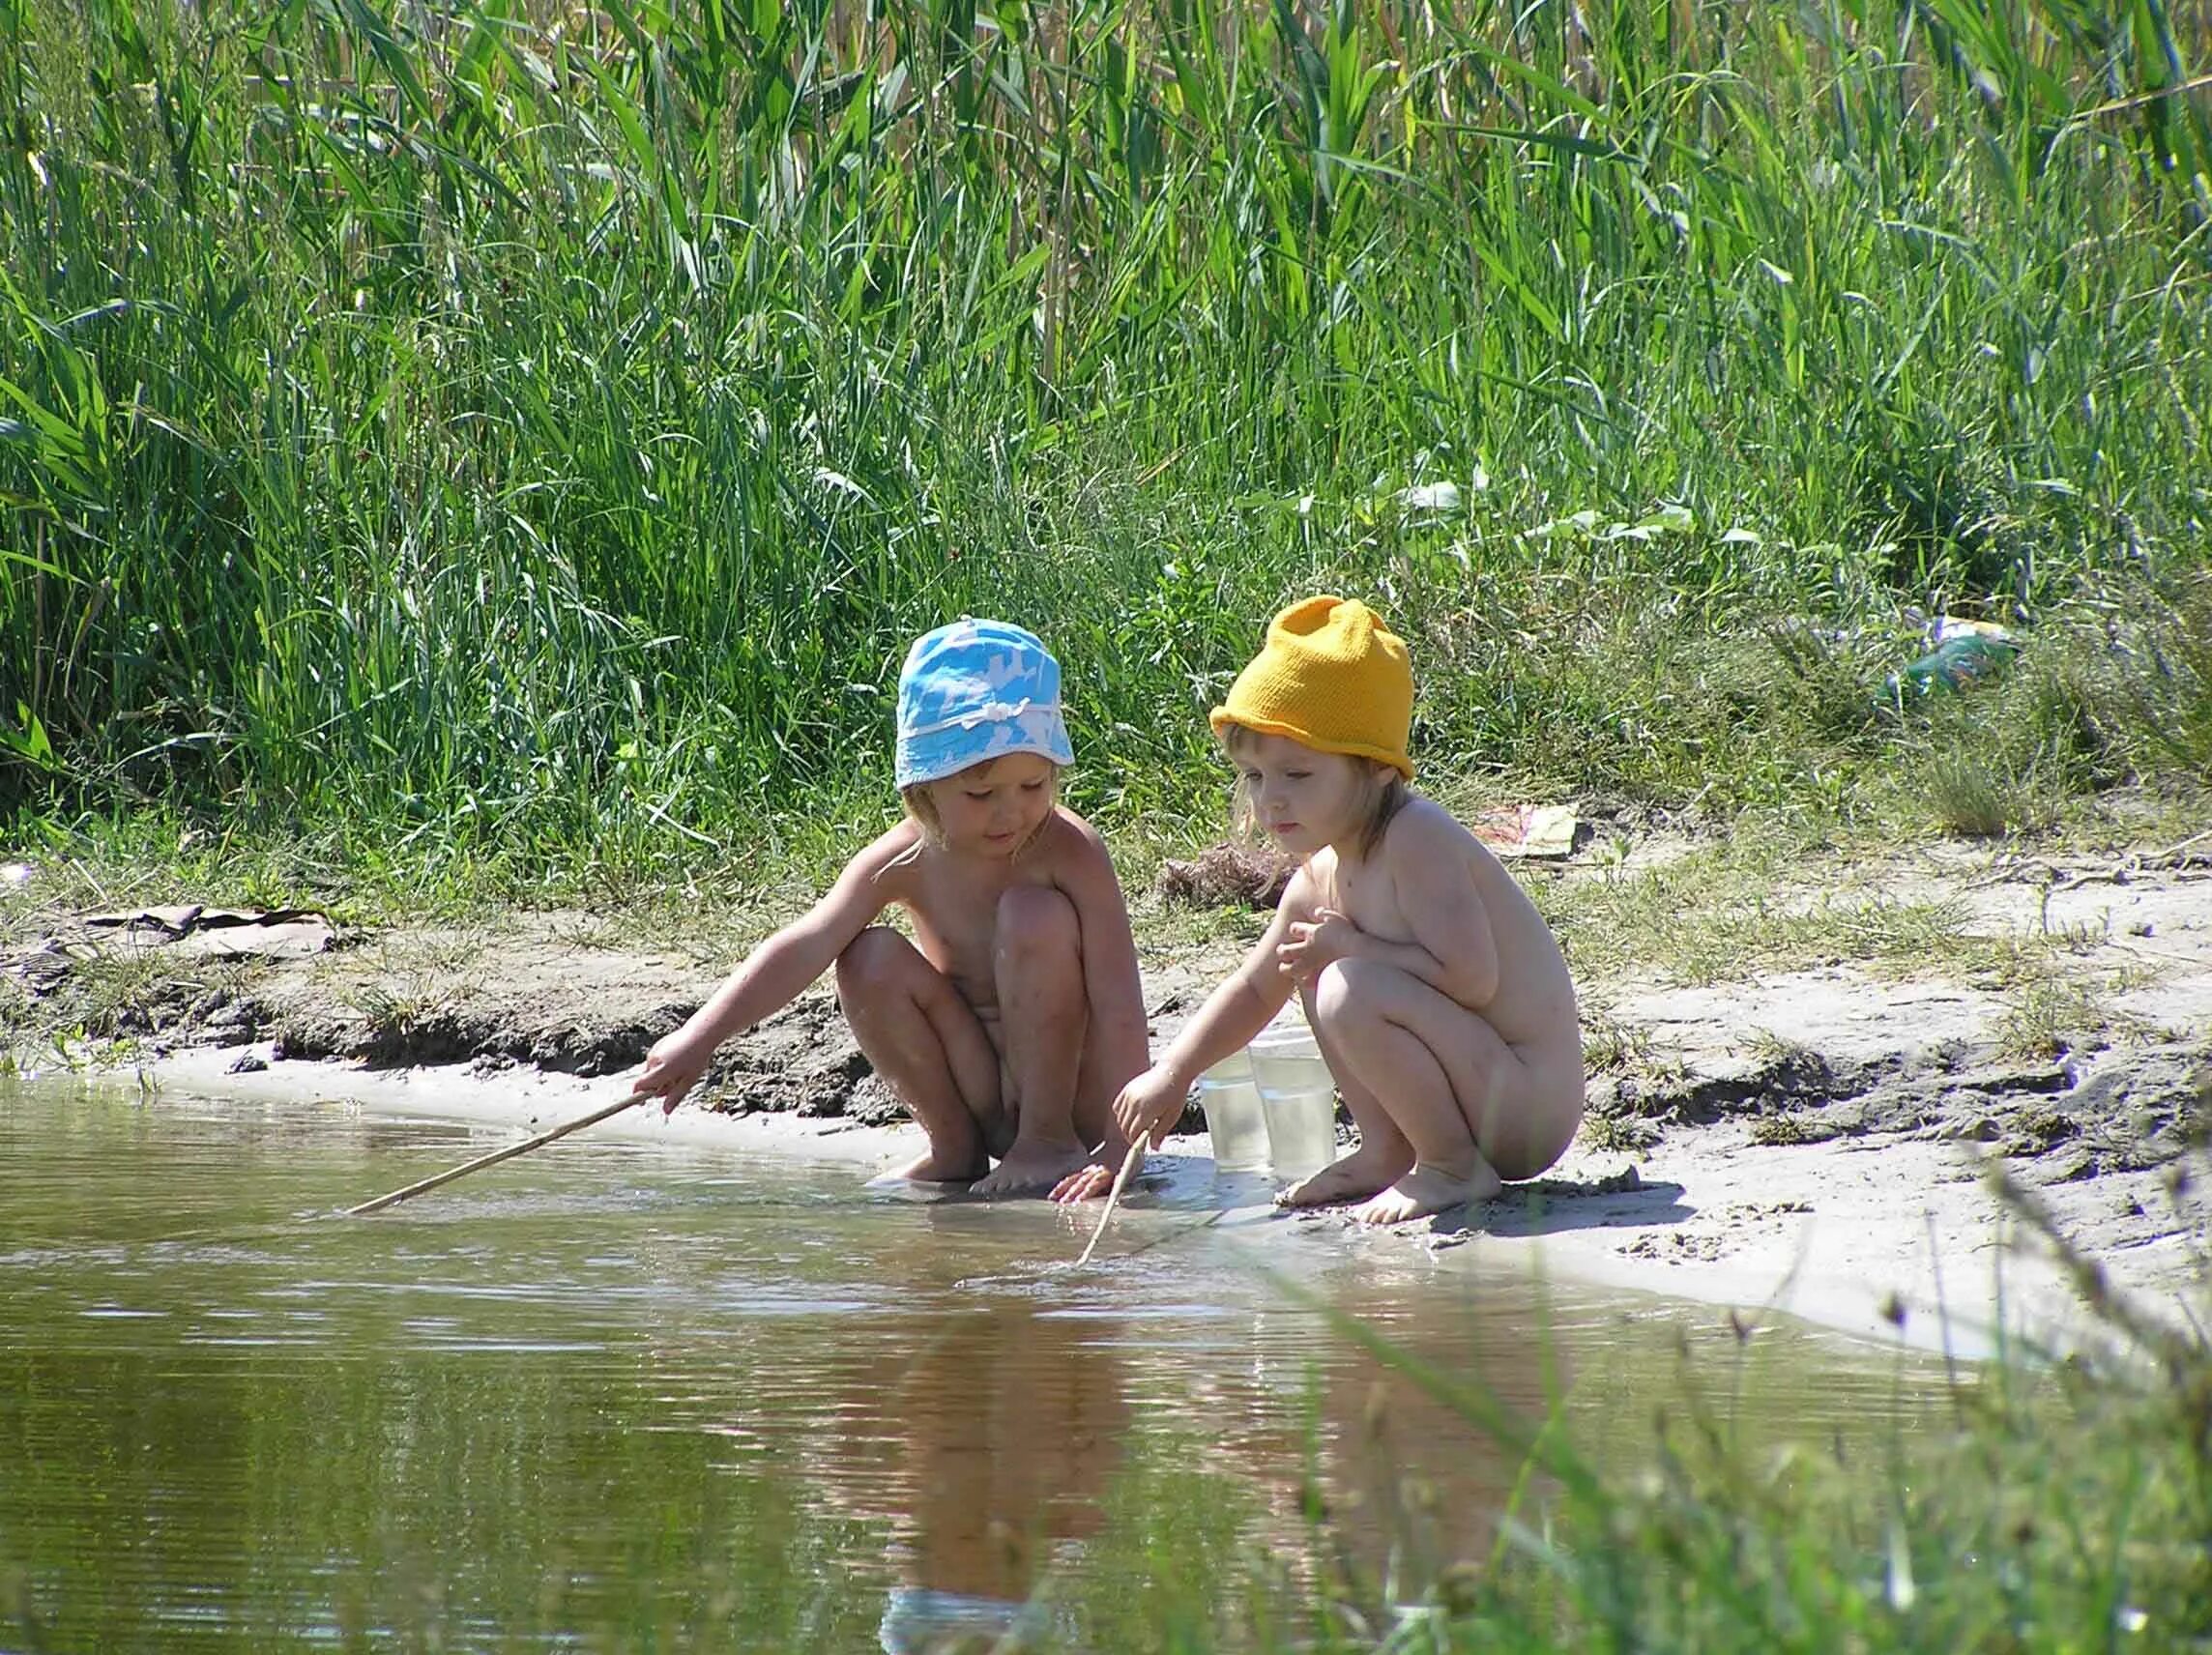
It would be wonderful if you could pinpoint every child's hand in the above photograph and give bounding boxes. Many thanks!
[1051,1131,1145,1203]
[1111,1067,1189,1149]
[1050,1162,1117,1203]
[1276,908,1358,982]
[628,1030,713,1117]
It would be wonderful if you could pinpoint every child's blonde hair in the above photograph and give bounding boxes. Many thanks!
[1218,724,1407,858]
[899,766,1063,855]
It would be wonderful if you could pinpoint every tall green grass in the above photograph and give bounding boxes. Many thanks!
[2,0,2207,876]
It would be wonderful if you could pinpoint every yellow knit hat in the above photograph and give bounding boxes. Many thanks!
[1209,596,1415,780]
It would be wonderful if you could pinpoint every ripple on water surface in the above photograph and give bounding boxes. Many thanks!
[1,1077,1950,1649]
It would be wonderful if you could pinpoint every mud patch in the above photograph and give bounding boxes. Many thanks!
[1588,1033,2204,1179]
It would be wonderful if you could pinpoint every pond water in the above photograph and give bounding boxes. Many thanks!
[1,1079,1947,1651]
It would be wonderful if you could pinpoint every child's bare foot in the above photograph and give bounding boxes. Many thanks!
[888,1147,988,1184]
[1275,1144,1412,1208]
[1353,1159,1503,1225]
[973,1137,1092,1197]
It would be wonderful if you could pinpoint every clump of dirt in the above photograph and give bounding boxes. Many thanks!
[1154,842,1294,909]
[693,994,881,1118]
[1584,1032,2208,1181]
[1588,1045,1901,1127]
[273,996,690,1078]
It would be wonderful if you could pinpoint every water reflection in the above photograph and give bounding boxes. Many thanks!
[831,1300,1128,1651]
[0,1080,1945,1650]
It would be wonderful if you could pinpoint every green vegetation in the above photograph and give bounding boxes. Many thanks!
[1251,1223,2212,1654]
[1,0,2208,893]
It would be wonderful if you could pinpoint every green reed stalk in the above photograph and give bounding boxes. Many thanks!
[1,0,2206,865]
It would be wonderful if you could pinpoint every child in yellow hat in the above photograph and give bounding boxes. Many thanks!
[1055,596,1584,1223]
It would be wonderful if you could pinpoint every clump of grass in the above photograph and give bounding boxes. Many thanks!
[1580,1005,1667,1075]
[1580,1112,1661,1154]
[1917,751,2029,839]
[1738,1028,1815,1065]
[1992,971,2153,1062]
[1747,1111,1835,1147]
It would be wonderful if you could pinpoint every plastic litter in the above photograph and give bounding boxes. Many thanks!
[1470,803,1586,859]
[1885,618,2019,701]
[1195,1048,1271,1174]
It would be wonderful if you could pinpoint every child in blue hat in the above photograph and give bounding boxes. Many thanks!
[629,620,1150,1196]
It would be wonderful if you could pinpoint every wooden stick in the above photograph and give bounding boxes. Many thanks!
[346,1094,641,1216]
[1075,1137,1150,1266]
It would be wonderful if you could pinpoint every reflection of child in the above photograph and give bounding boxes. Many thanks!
[871,1299,1123,1653]
[630,620,1150,1196]
[1056,596,1584,1223]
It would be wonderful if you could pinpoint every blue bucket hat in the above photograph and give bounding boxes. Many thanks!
[894,619,1075,788]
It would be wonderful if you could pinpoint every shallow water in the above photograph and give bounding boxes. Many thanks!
[1,1079,1947,1651]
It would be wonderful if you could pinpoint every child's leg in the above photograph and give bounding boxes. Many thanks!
[836,927,1004,1182]
[1301,957,1572,1224]
[1067,1020,1147,1170]
[1276,979,1417,1207]
[973,886,1095,1196]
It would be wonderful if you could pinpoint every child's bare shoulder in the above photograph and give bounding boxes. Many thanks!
[1380,793,1481,861]
[1277,857,1328,919]
[845,817,929,892]
[1375,796,1499,890]
[1033,805,1114,870]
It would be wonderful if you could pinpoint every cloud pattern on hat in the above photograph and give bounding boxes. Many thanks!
[894,619,1075,788]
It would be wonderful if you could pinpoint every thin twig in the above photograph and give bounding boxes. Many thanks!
[1075,1138,1150,1266]
[2106,938,2205,968]
[347,1094,639,1216]
[2153,828,2212,865]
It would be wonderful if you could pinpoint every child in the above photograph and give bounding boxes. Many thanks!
[1054,596,1584,1223]
[629,619,1150,1197]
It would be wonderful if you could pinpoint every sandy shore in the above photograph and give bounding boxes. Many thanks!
[146,1033,2201,1362]
[13,829,2207,1361]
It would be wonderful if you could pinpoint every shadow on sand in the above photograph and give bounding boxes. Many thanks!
[1428,1165,1695,1241]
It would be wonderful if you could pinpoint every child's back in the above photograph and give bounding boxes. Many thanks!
[1303,795,1580,1067]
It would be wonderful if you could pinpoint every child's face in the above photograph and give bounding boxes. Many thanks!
[1231,732,1373,857]
[923,752,1058,857]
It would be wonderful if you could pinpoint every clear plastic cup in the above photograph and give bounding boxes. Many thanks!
[1248,1007,1339,1180]
[1196,1049,1271,1174]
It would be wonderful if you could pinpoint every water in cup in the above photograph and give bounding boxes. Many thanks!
[1248,1009,1340,1180]
[1196,1050,1271,1174]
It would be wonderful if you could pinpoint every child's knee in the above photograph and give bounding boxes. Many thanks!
[1310,956,1387,1028]
[995,886,1080,967]
[835,925,913,1003]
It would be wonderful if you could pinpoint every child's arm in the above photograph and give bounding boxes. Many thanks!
[1277,813,1499,1007]
[627,828,909,1112]
[1112,886,1303,1147]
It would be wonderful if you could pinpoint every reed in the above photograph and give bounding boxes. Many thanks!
[1,0,2206,874]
